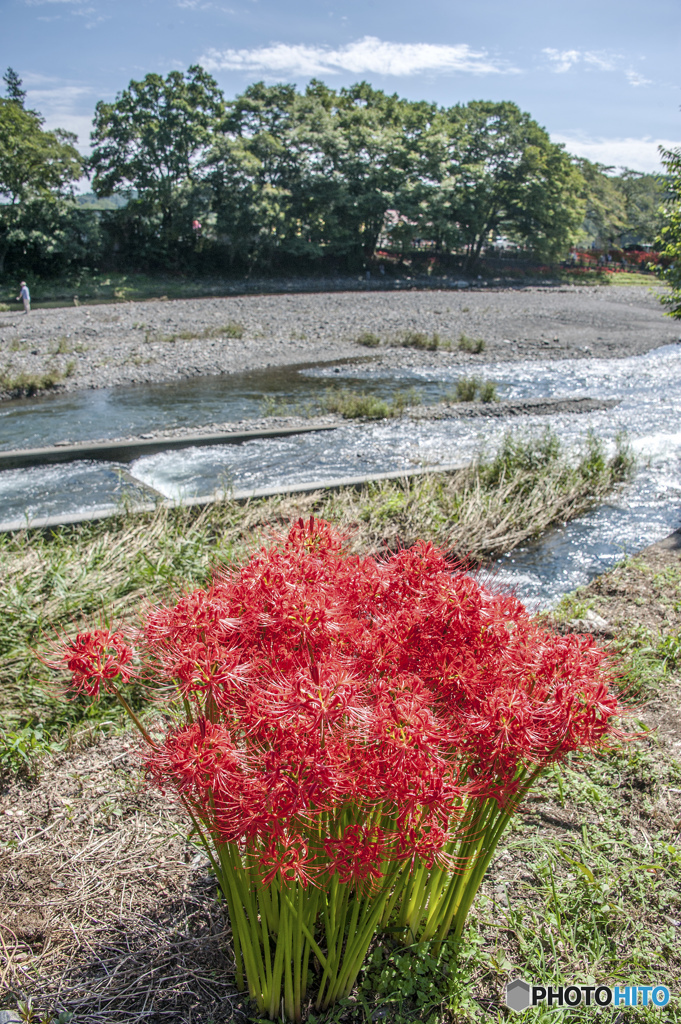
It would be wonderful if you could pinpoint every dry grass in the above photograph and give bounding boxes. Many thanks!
[0,733,241,1023]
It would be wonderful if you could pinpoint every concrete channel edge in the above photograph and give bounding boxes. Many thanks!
[0,462,468,534]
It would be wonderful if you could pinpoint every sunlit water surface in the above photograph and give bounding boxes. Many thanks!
[1,344,679,609]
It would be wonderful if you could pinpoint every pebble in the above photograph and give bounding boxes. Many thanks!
[0,285,672,402]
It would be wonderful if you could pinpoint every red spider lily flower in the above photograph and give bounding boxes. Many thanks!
[60,628,134,696]
[52,517,628,1019]
[260,834,315,887]
[325,824,389,884]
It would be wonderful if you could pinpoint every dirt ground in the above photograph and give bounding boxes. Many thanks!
[0,284,676,400]
[1,530,680,1022]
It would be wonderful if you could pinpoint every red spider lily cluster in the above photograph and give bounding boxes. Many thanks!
[58,517,621,889]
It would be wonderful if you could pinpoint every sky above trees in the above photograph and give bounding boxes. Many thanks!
[1,0,679,173]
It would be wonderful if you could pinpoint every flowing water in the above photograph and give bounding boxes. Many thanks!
[0,344,679,609]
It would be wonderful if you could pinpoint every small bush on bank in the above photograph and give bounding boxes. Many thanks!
[398,331,451,351]
[356,331,381,347]
[458,334,485,353]
[448,376,499,403]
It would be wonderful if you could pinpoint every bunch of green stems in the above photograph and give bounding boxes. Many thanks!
[180,770,542,1022]
[388,767,542,944]
[186,802,407,1021]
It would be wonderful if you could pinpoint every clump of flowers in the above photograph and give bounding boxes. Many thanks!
[55,518,622,1021]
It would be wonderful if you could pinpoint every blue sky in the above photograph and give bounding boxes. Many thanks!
[2,0,680,174]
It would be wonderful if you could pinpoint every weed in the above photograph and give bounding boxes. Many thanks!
[64,360,77,377]
[447,376,499,403]
[9,338,26,352]
[0,723,60,782]
[321,389,391,419]
[458,334,485,354]
[0,368,63,396]
[261,387,420,421]
[48,336,71,356]
[398,331,451,351]
[145,322,245,344]
[356,331,381,347]
[319,387,420,419]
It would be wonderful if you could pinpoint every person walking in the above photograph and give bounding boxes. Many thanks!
[17,281,30,313]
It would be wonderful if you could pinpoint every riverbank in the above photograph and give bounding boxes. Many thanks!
[0,522,678,1023]
[0,432,632,730]
[0,285,674,400]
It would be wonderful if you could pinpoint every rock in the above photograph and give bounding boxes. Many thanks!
[568,609,610,634]
[0,1011,22,1023]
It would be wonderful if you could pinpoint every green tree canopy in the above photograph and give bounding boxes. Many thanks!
[0,69,83,275]
[424,101,584,268]
[89,65,225,245]
[656,146,681,317]
[3,67,26,107]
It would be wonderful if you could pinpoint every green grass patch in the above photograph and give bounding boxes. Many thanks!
[0,367,64,397]
[145,321,244,344]
[458,334,485,354]
[320,386,420,419]
[448,376,498,403]
[398,331,452,351]
[356,331,382,347]
[261,386,421,420]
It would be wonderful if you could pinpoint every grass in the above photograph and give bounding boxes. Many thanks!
[320,386,420,419]
[356,331,382,347]
[0,368,65,397]
[261,386,421,420]
[0,429,633,747]
[144,321,244,344]
[47,336,72,356]
[398,331,451,351]
[458,334,485,354]
[448,376,498,403]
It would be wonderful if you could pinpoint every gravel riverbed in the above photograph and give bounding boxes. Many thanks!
[0,284,675,401]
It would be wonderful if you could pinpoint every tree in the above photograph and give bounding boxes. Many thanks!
[425,101,584,269]
[3,67,26,106]
[616,169,666,247]
[655,146,681,318]
[89,66,224,262]
[0,73,83,275]
[207,80,431,271]
[573,159,629,248]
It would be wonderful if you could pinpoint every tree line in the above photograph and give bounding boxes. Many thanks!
[0,65,670,280]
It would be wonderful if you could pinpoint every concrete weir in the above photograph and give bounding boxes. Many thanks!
[0,423,339,471]
[0,462,468,533]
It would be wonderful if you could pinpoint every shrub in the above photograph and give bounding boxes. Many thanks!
[53,518,623,1021]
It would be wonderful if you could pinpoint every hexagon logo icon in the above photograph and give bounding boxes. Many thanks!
[506,978,532,1012]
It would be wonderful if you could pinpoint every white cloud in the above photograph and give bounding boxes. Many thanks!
[543,48,619,73]
[625,70,652,87]
[200,36,515,78]
[554,133,680,173]
[23,75,94,151]
[542,47,656,87]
